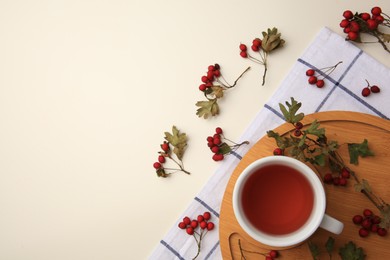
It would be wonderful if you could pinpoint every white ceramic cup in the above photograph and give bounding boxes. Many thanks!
[232,156,344,248]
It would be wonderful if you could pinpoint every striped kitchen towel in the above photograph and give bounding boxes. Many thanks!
[149,27,390,259]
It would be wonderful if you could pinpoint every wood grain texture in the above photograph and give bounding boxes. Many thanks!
[219,111,390,259]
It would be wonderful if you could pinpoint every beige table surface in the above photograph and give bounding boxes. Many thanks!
[0,1,389,259]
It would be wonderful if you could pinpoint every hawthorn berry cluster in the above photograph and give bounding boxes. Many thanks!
[339,6,390,53]
[361,79,381,97]
[305,61,342,88]
[206,127,249,161]
[352,209,388,238]
[239,27,285,86]
[323,167,351,186]
[178,212,214,259]
[196,63,250,119]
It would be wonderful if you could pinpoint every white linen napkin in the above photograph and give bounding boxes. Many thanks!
[149,27,390,260]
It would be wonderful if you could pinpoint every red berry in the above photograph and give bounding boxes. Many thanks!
[212,153,224,161]
[186,227,194,235]
[158,155,165,163]
[323,173,333,184]
[252,38,262,47]
[344,27,351,34]
[316,79,325,88]
[203,211,211,220]
[211,146,219,154]
[371,215,381,224]
[183,216,191,225]
[306,69,315,76]
[340,19,350,28]
[363,209,373,217]
[293,129,302,137]
[207,222,215,231]
[377,228,388,236]
[240,51,248,58]
[215,127,223,134]
[273,148,284,156]
[343,10,354,19]
[359,228,369,237]
[207,136,213,142]
[339,178,347,186]
[251,45,259,52]
[360,12,371,21]
[207,70,214,81]
[371,224,379,233]
[190,220,198,228]
[333,177,341,186]
[239,43,247,51]
[214,63,220,70]
[213,70,221,77]
[341,168,350,178]
[201,75,209,83]
[295,122,303,129]
[199,84,207,91]
[371,85,380,93]
[153,162,162,169]
[353,215,363,224]
[200,221,207,229]
[348,31,358,41]
[178,222,186,229]
[265,257,273,260]
[161,142,169,151]
[371,6,382,16]
[208,65,215,71]
[375,15,384,24]
[362,218,372,229]
[308,76,317,85]
[362,87,371,97]
[349,21,360,32]
[269,250,279,258]
[197,215,204,222]
[213,137,221,145]
[366,19,378,30]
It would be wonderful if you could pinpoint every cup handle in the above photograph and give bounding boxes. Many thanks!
[320,214,344,235]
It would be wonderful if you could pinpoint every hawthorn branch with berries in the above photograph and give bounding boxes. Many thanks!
[195,64,250,119]
[239,27,285,86]
[340,6,390,54]
[267,97,390,229]
[153,126,190,177]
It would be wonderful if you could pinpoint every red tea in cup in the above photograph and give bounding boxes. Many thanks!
[241,164,314,235]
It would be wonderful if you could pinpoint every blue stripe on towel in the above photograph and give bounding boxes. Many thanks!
[194,197,220,218]
[160,240,185,260]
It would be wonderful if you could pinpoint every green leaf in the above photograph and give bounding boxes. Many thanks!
[211,85,224,98]
[164,126,188,160]
[218,142,232,155]
[195,99,219,119]
[325,236,335,256]
[314,154,326,166]
[267,130,291,149]
[339,241,366,260]
[304,119,325,137]
[308,241,320,260]
[156,168,168,178]
[278,97,305,124]
[348,139,374,165]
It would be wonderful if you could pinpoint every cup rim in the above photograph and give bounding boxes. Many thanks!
[232,156,326,247]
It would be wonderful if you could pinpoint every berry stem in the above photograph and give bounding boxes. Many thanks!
[223,66,251,89]
[261,52,268,86]
[373,31,390,54]
[167,154,191,175]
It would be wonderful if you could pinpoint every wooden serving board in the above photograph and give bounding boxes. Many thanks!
[219,111,390,259]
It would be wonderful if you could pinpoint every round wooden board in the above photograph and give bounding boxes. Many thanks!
[219,111,390,259]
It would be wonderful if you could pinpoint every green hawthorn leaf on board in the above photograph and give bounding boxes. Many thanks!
[325,237,335,256]
[338,241,366,260]
[267,130,291,149]
[305,119,325,137]
[211,85,224,98]
[164,126,187,160]
[348,139,374,165]
[308,241,320,260]
[313,153,326,166]
[195,99,219,119]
